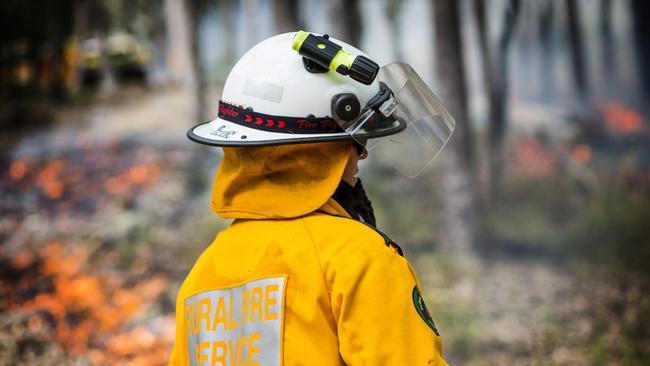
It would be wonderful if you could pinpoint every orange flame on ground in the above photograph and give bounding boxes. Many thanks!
[571,144,593,165]
[601,102,645,134]
[515,138,556,178]
[105,163,161,196]
[8,156,163,203]
[9,160,28,180]
[5,242,173,365]
[33,160,66,199]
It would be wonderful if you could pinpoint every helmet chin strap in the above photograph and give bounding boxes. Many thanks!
[353,139,367,155]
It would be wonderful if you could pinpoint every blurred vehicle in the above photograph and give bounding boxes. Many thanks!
[105,32,151,83]
[79,38,102,88]
[79,32,151,88]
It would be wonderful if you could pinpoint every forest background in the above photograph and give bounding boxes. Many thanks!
[1,0,649,365]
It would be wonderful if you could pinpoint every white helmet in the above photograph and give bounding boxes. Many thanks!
[188,31,455,177]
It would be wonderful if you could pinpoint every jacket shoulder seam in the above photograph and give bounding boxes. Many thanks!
[314,213,404,256]
[298,217,335,301]
[300,216,368,366]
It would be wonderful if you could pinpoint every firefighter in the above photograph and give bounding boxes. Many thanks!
[170,31,455,366]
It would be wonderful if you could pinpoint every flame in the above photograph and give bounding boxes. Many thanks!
[601,102,645,134]
[128,164,159,185]
[37,160,65,184]
[105,163,161,197]
[106,176,131,196]
[515,138,556,178]
[9,160,28,180]
[3,144,178,364]
[11,251,35,269]
[571,144,593,165]
[3,241,172,364]
[36,160,66,199]
[5,145,168,217]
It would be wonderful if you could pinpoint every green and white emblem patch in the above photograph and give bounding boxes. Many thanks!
[412,286,440,336]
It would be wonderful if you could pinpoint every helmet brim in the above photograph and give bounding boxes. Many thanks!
[187,117,406,147]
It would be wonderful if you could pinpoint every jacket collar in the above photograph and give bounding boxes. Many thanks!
[317,198,352,218]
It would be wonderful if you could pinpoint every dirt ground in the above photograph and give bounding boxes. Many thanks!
[415,253,649,365]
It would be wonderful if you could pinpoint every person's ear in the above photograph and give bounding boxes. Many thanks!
[360,149,368,160]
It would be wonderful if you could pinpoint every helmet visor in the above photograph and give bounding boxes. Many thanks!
[341,63,456,177]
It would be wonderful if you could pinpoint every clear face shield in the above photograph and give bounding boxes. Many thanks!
[334,63,456,177]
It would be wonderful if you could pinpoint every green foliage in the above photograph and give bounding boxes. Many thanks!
[485,161,650,275]
[491,171,583,240]
[363,163,441,249]
[568,184,650,274]
[413,254,482,364]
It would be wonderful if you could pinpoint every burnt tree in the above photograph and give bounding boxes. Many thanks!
[566,0,589,103]
[433,0,478,261]
[273,0,301,33]
[538,0,555,100]
[631,0,650,104]
[328,0,361,45]
[599,0,614,89]
[474,0,520,200]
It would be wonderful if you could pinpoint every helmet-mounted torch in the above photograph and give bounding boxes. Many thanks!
[291,31,380,85]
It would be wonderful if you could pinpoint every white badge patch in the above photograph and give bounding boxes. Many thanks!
[185,277,287,366]
[241,78,284,103]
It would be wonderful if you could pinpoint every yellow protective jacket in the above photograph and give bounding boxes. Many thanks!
[170,142,447,365]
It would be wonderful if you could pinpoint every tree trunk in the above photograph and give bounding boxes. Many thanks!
[599,0,614,89]
[273,0,300,33]
[630,0,650,104]
[240,0,259,50]
[164,0,205,123]
[474,0,519,201]
[566,0,589,104]
[164,0,195,87]
[489,0,519,199]
[187,0,208,122]
[328,0,361,45]
[386,0,404,61]
[538,0,555,100]
[433,0,477,263]
[474,0,491,201]
[218,0,236,68]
